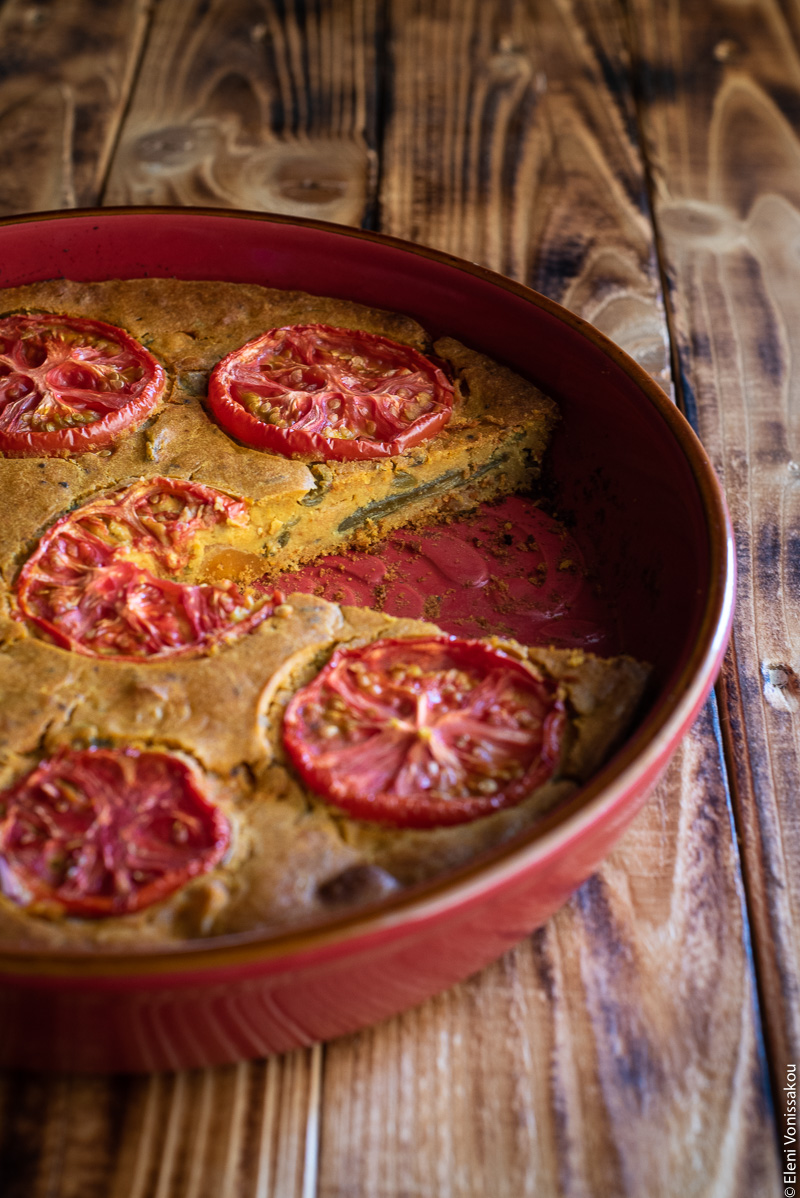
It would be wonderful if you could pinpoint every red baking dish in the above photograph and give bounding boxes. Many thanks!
[0,208,734,1072]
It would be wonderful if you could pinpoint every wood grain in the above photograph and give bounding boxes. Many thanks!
[379,0,671,386]
[320,711,777,1198]
[102,0,378,226]
[628,0,800,1114]
[0,1,789,1196]
[316,2,781,1193]
[0,0,150,216]
[0,1047,320,1198]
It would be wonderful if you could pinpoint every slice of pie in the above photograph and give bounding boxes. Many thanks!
[0,279,557,589]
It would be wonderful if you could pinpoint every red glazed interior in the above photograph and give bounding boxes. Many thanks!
[0,210,734,1071]
[274,498,620,655]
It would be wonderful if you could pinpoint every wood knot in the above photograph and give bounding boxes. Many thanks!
[274,166,348,205]
[713,39,742,63]
[658,201,741,249]
[762,661,800,713]
[245,140,369,223]
[487,47,532,84]
[133,125,214,170]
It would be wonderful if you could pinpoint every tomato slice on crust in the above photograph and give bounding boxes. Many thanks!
[208,324,454,461]
[0,313,166,457]
[282,636,567,827]
[0,748,229,917]
[16,476,282,661]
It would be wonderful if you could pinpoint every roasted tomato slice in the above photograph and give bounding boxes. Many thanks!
[282,636,567,827]
[0,313,166,457]
[208,324,454,461]
[16,476,281,661]
[0,748,229,917]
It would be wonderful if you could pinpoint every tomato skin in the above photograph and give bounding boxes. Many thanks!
[282,636,567,828]
[16,476,282,662]
[0,313,166,458]
[0,748,229,918]
[205,405,451,462]
[208,324,454,461]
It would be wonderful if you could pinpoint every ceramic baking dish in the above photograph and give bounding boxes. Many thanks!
[0,209,734,1071]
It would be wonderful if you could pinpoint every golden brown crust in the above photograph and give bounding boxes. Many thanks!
[0,282,557,585]
[0,277,430,366]
[0,593,345,778]
[0,279,648,951]
[0,597,649,949]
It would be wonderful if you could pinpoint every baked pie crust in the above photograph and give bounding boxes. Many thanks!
[0,279,648,948]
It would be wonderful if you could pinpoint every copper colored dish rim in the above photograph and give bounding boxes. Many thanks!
[0,207,736,975]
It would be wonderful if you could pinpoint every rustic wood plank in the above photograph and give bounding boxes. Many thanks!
[318,2,781,1194]
[0,0,151,216]
[627,0,800,1118]
[0,1071,127,1198]
[0,2,787,1196]
[0,5,352,1195]
[320,710,778,1198]
[102,0,378,226]
[379,0,670,384]
[0,1050,319,1197]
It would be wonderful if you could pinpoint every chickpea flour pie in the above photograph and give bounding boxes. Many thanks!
[0,278,649,950]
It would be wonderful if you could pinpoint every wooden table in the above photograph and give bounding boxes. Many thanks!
[0,2,795,1195]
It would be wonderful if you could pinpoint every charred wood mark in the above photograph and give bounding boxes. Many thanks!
[575,875,665,1110]
[786,527,800,595]
[634,60,677,104]
[477,62,534,199]
[534,235,588,298]
[676,354,700,429]
[204,71,265,140]
[528,924,556,1002]
[592,40,640,153]
[716,255,786,386]
[0,50,29,82]
[575,874,631,951]
[738,658,765,710]
[756,519,781,599]
[756,419,789,465]
[501,82,539,182]
[764,82,800,129]
[690,328,712,363]
[757,330,786,388]
[0,1069,138,1198]
[0,1073,50,1198]
[362,0,390,230]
